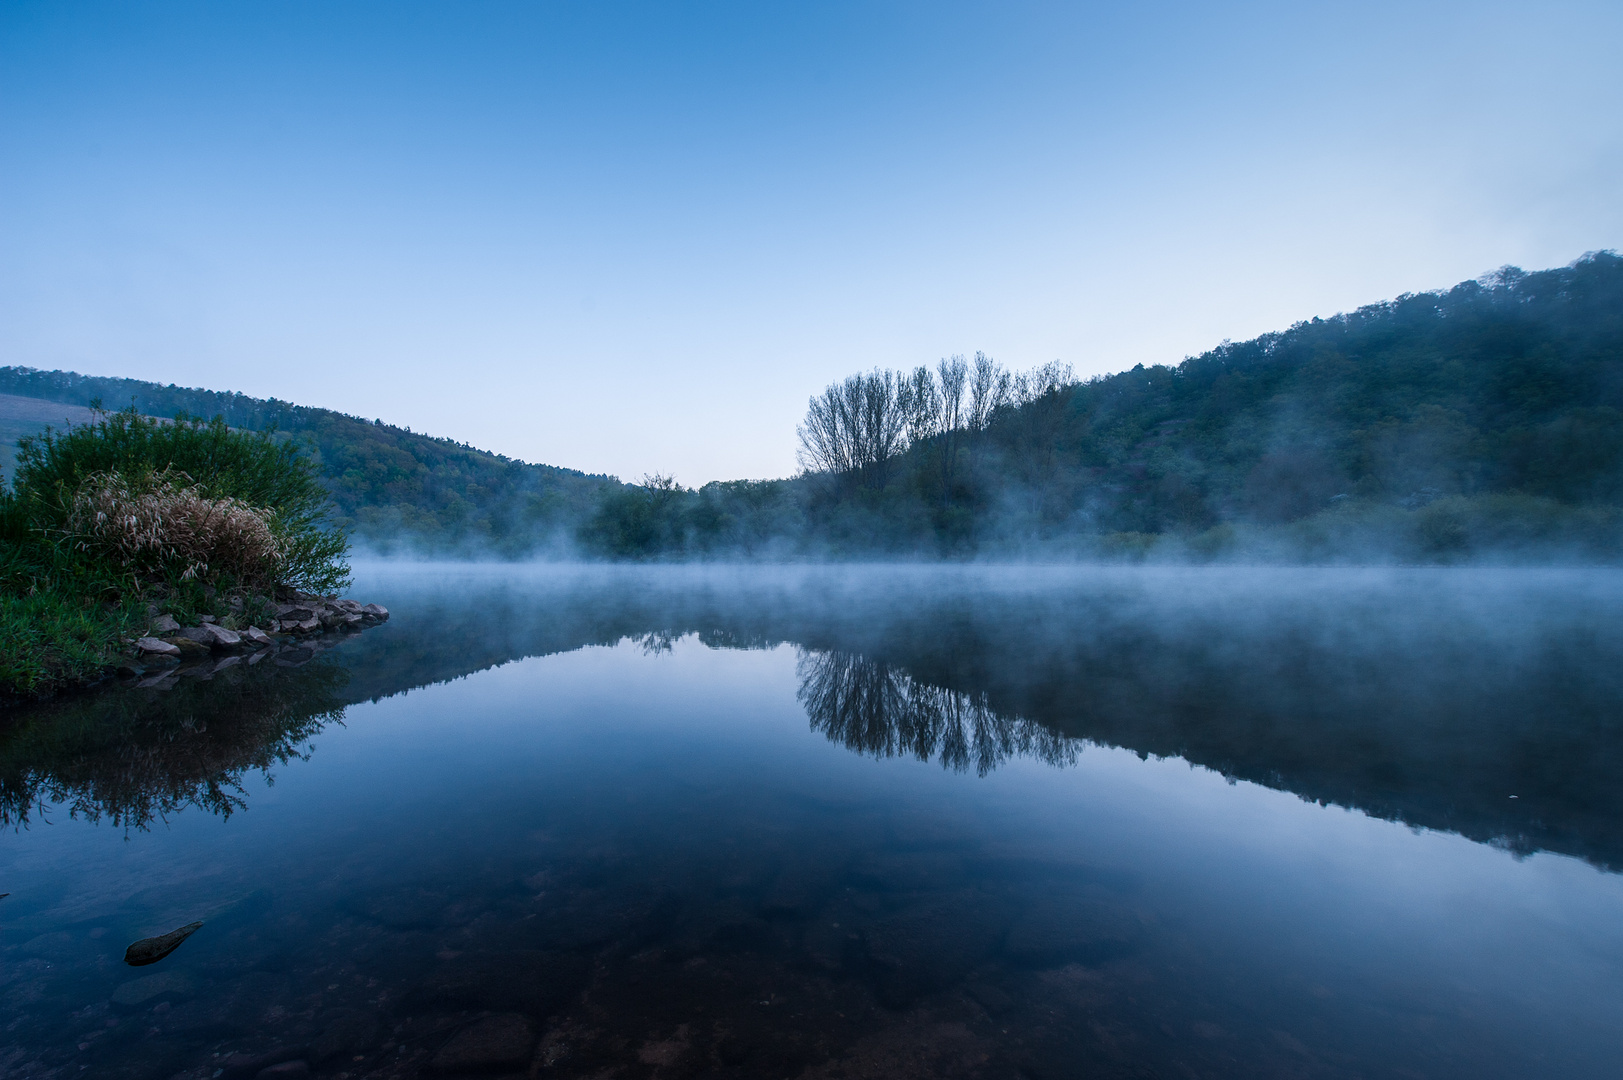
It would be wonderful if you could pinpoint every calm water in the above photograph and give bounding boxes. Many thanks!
[3,565,1623,1080]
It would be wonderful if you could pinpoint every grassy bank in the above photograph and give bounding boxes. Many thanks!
[0,406,349,702]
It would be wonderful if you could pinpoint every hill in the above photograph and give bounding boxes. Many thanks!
[0,369,621,555]
[5,251,1620,562]
[584,251,1623,560]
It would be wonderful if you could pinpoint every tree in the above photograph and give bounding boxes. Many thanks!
[797,370,909,491]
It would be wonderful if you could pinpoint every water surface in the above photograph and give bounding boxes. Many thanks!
[3,565,1622,1079]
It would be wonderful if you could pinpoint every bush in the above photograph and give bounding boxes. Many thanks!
[0,407,350,699]
[6,407,348,595]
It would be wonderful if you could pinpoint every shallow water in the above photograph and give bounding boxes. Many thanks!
[3,565,1623,1079]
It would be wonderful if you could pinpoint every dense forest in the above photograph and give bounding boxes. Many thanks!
[4,251,1620,561]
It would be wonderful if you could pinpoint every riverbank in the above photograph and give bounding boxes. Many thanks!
[1,588,388,706]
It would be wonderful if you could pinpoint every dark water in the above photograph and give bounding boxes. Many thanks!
[3,565,1623,1080]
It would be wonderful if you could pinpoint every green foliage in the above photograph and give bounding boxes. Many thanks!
[0,590,141,701]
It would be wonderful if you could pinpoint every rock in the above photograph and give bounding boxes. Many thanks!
[124,920,203,966]
[310,1012,381,1063]
[110,969,195,1007]
[201,623,242,649]
[200,614,217,624]
[150,614,180,634]
[361,603,389,619]
[241,625,272,646]
[320,612,344,628]
[965,982,1015,1016]
[255,1062,310,1079]
[164,635,212,657]
[430,1013,535,1073]
[217,1046,310,1080]
[332,598,362,614]
[863,894,1008,1007]
[135,636,180,657]
[115,661,145,678]
[1002,889,1144,967]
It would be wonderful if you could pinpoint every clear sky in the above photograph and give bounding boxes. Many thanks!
[2,2,1619,484]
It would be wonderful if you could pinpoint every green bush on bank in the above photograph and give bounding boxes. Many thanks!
[1,407,350,700]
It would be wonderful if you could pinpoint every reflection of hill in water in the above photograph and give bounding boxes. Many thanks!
[10,567,1623,871]
[0,654,346,830]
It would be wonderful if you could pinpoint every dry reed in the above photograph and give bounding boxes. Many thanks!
[62,469,285,588]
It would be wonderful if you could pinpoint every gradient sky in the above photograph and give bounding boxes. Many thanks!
[3,2,1620,484]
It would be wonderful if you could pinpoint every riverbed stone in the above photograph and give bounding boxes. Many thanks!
[430,1013,535,1073]
[111,970,195,1008]
[241,625,272,646]
[150,614,180,633]
[1002,888,1145,967]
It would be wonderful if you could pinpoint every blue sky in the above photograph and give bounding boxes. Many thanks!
[2,1,1619,483]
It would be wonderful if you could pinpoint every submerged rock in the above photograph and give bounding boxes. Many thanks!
[430,1013,535,1073]
[124,920,203,966]
[110,969,195,1007]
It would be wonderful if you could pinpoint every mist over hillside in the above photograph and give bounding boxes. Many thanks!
[4,251,1620,562]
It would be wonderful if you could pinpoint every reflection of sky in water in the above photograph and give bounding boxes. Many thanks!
[4,568,1623,1078]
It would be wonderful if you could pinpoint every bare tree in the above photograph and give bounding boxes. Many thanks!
[897,365,941,445]
[965,351,1011,432]
[796,369,908,490]
[937,355,967,434]
[1009,360,1076,407]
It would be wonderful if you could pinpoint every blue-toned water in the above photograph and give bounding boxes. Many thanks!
[3,566,1623,1079]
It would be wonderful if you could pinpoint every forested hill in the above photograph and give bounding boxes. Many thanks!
[583,251,1623,560]
[1055,251,1623,528]
[0,368,619,553]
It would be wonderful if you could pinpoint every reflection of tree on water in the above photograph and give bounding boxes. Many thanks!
[797,649,1078,775]
[0,657,347,831]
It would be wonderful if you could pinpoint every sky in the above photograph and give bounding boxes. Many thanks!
[2,2,1620,484]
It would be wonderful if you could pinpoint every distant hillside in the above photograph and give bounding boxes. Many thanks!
[0,369,621,554]
[583,251,1623,560]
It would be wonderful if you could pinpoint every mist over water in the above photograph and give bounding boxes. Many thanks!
[3,564,1623,1078]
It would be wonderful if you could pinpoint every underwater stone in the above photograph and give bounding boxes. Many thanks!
[430,1013,535,1073]
[124,920,203,966]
